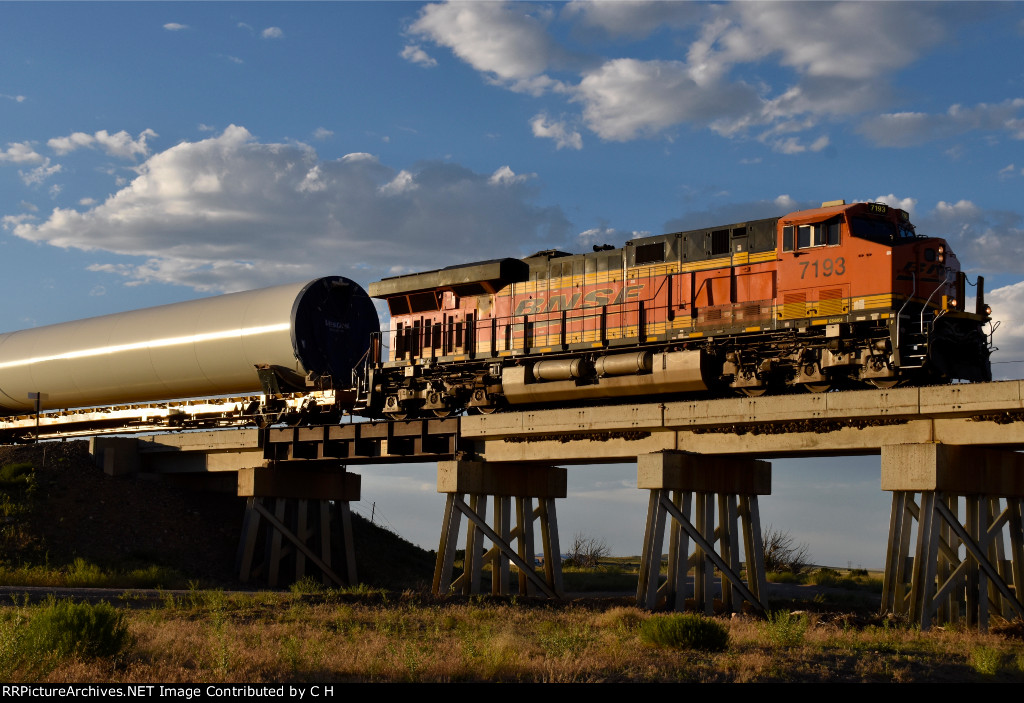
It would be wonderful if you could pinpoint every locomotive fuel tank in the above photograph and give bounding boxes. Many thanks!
[0,277,378,414]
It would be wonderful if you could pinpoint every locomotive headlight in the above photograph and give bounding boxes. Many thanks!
[949,298,959,309]
[985,305,992,316]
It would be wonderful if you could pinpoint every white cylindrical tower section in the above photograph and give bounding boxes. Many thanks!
[0,277,377,413]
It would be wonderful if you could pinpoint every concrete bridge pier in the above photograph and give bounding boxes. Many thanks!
[881,444,1024,631]
[236,465,360,588]
[636,451,771,615]
[432,460,567,598]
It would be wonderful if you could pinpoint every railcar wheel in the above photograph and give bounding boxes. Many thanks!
[433,409,453,418]
[468,406,499,415]
[385,412,408,421]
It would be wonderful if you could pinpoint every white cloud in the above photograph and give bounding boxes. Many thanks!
[562,0,701,40]
[312,127,334,140]
[859,98,1024,147]
[985,282,1024,380]
[6,126,570,292]
[1,93,26,103]
[716,2,946,81]
[917,200,1024,276]
[0,142,45,164]
[411,1,969,150]
[19,160,61,186]
[163,22,188,31]
[768,134,830,155]
[261,26,284,39]
[530,114,582,150]
[409,1,565,92]
[400,44,437,68]
[48,129,158,159]
[488,165,531,186]
[575,58,760,141]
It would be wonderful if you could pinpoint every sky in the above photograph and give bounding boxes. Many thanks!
[3,1,1024,569]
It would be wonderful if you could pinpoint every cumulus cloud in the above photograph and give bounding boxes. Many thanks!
[312,127,334,140]
[400,44,437,68]
[985,282,1024,380]
[530,114,582,150]
[5,126,570,292]
[408,1,569,94]
[562,0,701,40]
[48,128,158,159]
[163,22,188,31]
[859,98,1024,147]
[410,1,973,150]
[0,142,45,164]
[576,58,761,141]
[261,26,284,39]
[916,200,1024,276]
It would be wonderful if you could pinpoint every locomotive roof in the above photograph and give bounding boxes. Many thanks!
[368,257,530,298]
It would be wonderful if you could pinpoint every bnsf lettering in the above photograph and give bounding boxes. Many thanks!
[514,285,644,315]
[545,293,583,313]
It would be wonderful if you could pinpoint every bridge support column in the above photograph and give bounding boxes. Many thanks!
[881,444,1024,631]
[236,465,359,588]
[636,451,771,615]
[433,460,567,598]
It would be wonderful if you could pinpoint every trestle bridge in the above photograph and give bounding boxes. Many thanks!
[77,379,1024,630]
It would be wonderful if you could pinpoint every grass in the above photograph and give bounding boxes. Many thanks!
[0,559,188,590]
[0,590,1022,682]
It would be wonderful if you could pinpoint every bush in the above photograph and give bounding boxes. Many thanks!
[763,610,809,647]
[762,525,810,574]
[24,598,129,660]
[0,463,34,491]
[639,614,729,652]
[562,532,611,569]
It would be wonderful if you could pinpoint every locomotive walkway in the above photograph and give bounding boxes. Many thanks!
[84,379,1024,630]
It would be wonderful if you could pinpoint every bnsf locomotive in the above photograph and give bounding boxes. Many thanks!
[360,200,993,419]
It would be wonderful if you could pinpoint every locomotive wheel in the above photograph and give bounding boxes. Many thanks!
[867,378,900,390]
[385,412,408,421]
[433,409,453,418]
[738,387,767,398]
[802,383,832,393]
[468,406,499,415]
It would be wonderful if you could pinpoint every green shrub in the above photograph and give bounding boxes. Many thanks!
[763,610,809,647]
[0,463,34,491]
[809,568,843,587]
[970,645,1004,676]
[24,598,129,660]
[639,614,729,652]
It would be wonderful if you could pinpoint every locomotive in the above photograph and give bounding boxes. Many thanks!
[359,200,993,419]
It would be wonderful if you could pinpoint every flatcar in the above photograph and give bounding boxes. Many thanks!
[360,200,993,419]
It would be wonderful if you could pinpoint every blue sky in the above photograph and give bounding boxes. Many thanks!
[3,2,1024,568]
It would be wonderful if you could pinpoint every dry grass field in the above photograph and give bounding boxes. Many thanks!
[2,587,1024,683]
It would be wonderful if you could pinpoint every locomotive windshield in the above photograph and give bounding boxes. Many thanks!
[849,216,917,244]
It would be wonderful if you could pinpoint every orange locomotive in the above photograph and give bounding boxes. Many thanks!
[360,200,993,419]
